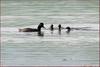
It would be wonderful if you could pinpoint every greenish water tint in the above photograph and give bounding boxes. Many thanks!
[1,0,99,66]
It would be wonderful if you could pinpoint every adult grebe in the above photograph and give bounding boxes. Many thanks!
[19,23,45,32]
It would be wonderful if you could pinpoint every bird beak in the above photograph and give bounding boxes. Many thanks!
[43,26,46,29]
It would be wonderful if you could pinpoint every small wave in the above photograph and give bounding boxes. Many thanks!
[1,16,33,21]
[71,27,99,31]
[1,27,18,32]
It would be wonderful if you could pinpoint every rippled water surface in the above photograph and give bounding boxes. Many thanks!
[1,0,99,66]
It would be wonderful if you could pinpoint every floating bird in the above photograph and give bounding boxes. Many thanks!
[58,24,61,31]
[66,26,71,33]
[19,23,45,32]
[50,24,54,31]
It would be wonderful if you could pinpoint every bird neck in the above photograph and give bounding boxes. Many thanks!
[37,26,42,31]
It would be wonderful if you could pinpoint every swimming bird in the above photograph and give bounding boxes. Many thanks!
[66,26,71,33]
[58,24,62,35]
[19,23,45,32]
[50,24,54,31]
[58,24,61,31]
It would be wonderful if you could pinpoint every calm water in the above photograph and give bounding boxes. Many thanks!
[1,0,99,66]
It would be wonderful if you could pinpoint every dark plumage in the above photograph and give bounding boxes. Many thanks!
[19,23,45,32]
[50,24,54,31]
[66,26,71,33]
[58,24,61,31]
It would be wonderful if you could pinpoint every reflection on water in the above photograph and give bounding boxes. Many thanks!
[58,30,61,35]
[1,29,99,66]
[37,29,70,37]
[38,31,44,37]
[1,27,99,66]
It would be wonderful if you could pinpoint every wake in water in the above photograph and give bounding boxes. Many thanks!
[1,24,99,32]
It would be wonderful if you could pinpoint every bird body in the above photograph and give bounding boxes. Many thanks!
[19,23,44,32]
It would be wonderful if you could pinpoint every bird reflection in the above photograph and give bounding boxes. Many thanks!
[58,31,61,35]
[37,31,44,37]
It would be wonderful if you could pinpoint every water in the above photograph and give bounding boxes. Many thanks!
[1,0,99,66]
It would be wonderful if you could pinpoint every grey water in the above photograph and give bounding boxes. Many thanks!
[1,0,99,66]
